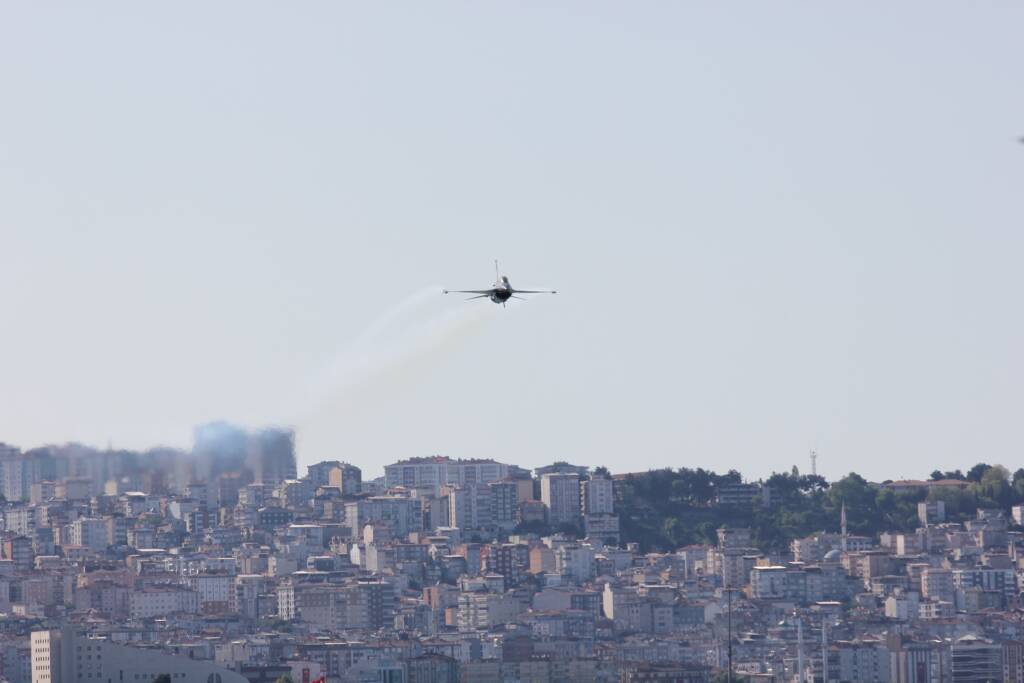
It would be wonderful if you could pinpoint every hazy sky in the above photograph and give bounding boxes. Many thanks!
[2,3,1022,482]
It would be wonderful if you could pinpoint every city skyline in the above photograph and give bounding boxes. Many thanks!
[4,414,1024,683]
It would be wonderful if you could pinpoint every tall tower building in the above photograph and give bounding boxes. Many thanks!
[192,422,249,481]
[248,428,297,487]
[581,475,614,515]
[541,473,582,527]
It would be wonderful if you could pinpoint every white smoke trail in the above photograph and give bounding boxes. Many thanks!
[282,287,495,423]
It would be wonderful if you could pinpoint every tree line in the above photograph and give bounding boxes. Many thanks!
[614,463,1024,553]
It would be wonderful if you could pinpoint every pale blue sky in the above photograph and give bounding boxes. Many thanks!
[2,3,1022,481]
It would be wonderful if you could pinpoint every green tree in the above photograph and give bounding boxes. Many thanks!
[874,488,922,530]
[1011,469,1024,504]
[275,677,295,683]
[928,486,976,521]
[829,472,875,505]
[966,463,991,482]
[662,517,690,548]
[972,465,1012,507]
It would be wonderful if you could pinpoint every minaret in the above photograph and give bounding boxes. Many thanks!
[821,620,829,683]
[840,501,848,552]
[797,618,805,683]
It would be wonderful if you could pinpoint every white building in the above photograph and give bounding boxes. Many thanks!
[884,592,920,621]
[584,514,621,545]
[581,475,614,515]
[554,544,596,583]
[1013,504,1024,526]
[31,627,247,683]
[488,480,519,530]
[750,566,786,599]
[1,451,29,502]
[187,574,234,612]
[832,641,891,682]
[385,457,510,491]
[917,500,946,526]
[445,485,493,530]
[128,587,200,619]
[344,496,422,539]
[456,590,522,632]
[541,473,581,527]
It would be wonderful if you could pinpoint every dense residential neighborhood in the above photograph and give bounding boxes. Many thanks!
[3,427,1024,683]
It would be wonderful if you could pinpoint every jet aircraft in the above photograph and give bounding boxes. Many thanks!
[443,261,557,307]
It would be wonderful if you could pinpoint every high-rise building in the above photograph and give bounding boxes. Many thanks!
[488,480,519,530]
[581,474,619,544]
[541,473,581,527]
[951,635,1003,683]
[249,428,297,486]
[192,422,249,480]
[445,485,493,530]
[0,446,52,502]
[581,475,614,515]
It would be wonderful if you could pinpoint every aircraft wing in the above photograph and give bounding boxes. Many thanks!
[510,289,557,294]
[443,289,494,294]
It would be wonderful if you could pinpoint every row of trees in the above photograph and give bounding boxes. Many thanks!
[616,463,1024,553]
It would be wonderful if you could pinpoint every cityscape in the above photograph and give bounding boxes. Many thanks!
[2,426,1023,682]
[4,2,1022,683]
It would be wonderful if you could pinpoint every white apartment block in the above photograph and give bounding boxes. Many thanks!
[384,457,509,490]
[445,485,493,530]
[541,473,581,527]
[581,476,614,515]
[128,587,200,620]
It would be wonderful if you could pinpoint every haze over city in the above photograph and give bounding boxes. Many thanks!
[2,3,1023,482]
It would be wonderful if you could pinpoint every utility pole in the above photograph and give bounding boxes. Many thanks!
[727,586,733,683]
[725,586,739,683]
[797,617,804,683]
[821,620,829,683]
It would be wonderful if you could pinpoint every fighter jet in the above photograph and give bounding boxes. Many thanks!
[444,261,557,307]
